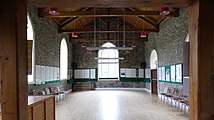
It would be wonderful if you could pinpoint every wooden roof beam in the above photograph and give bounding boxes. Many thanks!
[77,19,83,29]
[70,38,143,42]
[39,10,179,17]
[59,17,78,28]
[29,0,193,8]
[58,7,93,28]
[138,16,159,30]
[59,28,159,33]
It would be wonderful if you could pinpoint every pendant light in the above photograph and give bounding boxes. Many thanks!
[81,43,86,48]
[49,7,59,15]
[140,32,147,38]
[140,17,147,38]
[131,43,136,47]
[160,7,170,16]
[72,32,78,38]
[85,8,133,51]
[131,31,136,47]
[72,17,78,38]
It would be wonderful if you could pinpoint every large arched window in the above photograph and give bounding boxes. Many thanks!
[98,42,119,80]
[150,49,158,69]
[60,38,68,80]
[27,15,34,83]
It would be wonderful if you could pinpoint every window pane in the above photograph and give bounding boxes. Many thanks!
[60,39,68,80]
[98,42,119,80]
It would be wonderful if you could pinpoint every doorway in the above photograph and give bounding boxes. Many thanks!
[151,69,158,95]
[150,49,158,95]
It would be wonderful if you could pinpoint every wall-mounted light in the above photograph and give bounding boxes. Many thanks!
[49,7,59,15]
[160,7,170,16]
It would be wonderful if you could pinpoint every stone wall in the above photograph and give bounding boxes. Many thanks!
[28,5,73,94]
[96,81,145,88]
[144,8,188,91]
[28,5,70,67]
[72,43,98,68]
[72,40,144,68]
[72,34,145,88]
[28,80,72,95]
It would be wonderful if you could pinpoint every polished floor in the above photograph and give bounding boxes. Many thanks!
[56,89,188,120]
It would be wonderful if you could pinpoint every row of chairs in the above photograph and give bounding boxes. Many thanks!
[160,87,189,113]
[33,86,67,101]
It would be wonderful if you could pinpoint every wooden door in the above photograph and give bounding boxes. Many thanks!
[151,69,158,95]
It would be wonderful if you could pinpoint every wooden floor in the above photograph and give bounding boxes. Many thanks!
[56,89,188,120]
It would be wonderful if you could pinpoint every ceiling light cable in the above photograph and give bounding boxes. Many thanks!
[94,8,96,47]
[123,9,126,47]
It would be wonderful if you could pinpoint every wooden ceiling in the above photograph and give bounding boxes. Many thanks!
[29,0,193,8]
[29,0,193,42]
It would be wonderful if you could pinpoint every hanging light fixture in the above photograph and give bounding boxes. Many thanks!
[160,7,170,16]
[131,43,136,47]
[72,19,78,38]
[131,31,136,47]
[140,15,148,38]
[72,32,78,38]
[49,7,59,15]
[85,8,133,51]
[140,32,147,38]
[81,43,86,48]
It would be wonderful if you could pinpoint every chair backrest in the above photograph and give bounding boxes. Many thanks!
[41,90,46,95]
[32,91,38,95]
[59,85,65,91]
[170,88,176,95]
[179,89,183,97]
[56,86,61,92]
[45,88,51,95]
[163,87,168,93]
[53,87,59,93]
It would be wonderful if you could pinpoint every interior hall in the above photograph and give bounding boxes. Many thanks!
[0,0,214,120]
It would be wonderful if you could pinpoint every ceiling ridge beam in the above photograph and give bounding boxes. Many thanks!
[58,28,159,33]
[70,38,143,42]
[39,10,179,17]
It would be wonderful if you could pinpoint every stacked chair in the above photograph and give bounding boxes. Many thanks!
[160,88,189,114]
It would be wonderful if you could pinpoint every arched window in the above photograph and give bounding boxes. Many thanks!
[27,15,34,83]
[60,38,68,80]
[150,49,158,69]
[98,42,119,80]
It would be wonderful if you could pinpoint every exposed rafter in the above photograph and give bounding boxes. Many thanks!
[59,17,78,28]
[77,19,83,29]
[57,7,93,28]
[138,16,159,30]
